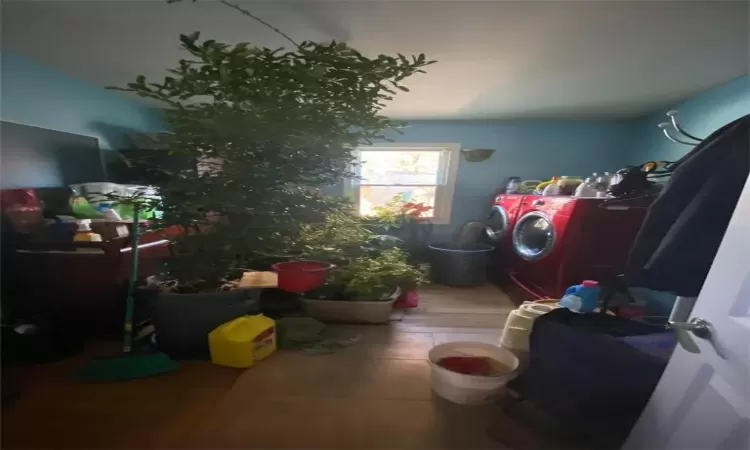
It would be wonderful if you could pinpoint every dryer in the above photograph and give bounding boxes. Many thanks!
[485,193,526,246]
[485,194,526,274]
[508,195,651,298]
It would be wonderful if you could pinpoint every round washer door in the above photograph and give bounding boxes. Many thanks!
[513,211,556,261]
[486,205,510,242]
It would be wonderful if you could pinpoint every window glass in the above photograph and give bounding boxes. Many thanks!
[358,185,436,216]
[359,150,441,185]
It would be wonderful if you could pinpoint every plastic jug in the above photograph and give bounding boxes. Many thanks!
[506,177,522,193]
[542,183,560,196]
[557,176,583,195]
[574,178,598,197]
[208,315,276,368]
[559,280,600,313]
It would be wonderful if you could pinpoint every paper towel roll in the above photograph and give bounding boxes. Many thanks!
[500,326,531,351]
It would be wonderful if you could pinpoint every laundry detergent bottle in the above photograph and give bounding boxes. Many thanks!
[560,280,600,313]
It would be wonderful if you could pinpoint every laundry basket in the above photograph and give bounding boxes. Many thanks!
[428,243,495,286]
[428,341,519,405]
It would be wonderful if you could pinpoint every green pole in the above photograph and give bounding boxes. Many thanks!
[123,203,140,353]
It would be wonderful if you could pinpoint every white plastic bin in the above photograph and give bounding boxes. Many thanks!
[428,341,519,405]
[301,288,399,324]
[499,302,558,351]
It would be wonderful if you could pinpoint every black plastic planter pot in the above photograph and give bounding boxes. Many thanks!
[428,243,495,287]
[146,288,261,359]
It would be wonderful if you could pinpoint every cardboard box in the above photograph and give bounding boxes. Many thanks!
[238,271,278,289]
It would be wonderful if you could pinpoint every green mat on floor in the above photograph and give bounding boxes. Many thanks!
[276,317,360,355]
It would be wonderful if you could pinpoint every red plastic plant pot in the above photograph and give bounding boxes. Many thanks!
[271,261,335,293]
[394,289,419,309]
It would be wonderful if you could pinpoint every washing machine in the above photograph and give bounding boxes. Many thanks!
[485,193,526,247]
[485,194,526,275]
[508,195,652,299]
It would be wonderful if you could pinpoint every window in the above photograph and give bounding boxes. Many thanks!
[348,143,460,225]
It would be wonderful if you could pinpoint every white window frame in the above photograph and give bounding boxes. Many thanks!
[345,142,460,225]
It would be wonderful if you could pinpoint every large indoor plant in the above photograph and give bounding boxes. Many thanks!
[113,1,435,292]
[111,1,435,346]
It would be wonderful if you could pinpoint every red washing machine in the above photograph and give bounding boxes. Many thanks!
[485,193,526,249]
[485,194,526,271]
[508,195,652,299]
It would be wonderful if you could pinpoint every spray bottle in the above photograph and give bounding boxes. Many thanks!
[74,219,102,243]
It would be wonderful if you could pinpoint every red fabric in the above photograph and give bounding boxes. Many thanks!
[437,356,493,376]
[0,189,41,211]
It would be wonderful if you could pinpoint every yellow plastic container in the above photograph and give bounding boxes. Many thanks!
[208,315,276,368]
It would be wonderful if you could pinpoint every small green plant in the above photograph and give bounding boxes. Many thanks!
[327,248,427,300]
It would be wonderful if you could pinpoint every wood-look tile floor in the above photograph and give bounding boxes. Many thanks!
[2,343,242,449]
[2,284,535,450]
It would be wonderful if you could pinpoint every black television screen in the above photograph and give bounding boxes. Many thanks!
[0,121,105,189]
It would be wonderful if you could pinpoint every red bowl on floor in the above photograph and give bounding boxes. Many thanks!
[271,261,334,293]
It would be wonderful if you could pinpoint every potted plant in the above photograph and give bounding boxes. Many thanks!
[95,188,262,359]
[370,194,434,262]
[302,248,426,323]
[109,1,435,350]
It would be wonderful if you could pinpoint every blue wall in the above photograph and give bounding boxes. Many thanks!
[383,120,637,237]
[0,52,164,151]
[0,53,634,223]
[632,76,750,165]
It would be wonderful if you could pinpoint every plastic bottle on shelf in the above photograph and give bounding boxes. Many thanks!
[574,177,598,197]
[542,183,560,196]
[505,177,522,193]
[595,172,613,193]
[73,219,103,252]
[557,176,583,195]
[536,177,560,192]
[73,219,102,243]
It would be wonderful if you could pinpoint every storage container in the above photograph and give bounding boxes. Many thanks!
[209,315,276,368]
[302,288,399,324]
[428,243,494,287]
[428,342,519,405]
[499,302,558,351]
[272,261,334,293]
[147,287,261,359]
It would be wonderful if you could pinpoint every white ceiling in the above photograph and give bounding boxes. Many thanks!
[2,0,748,120]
